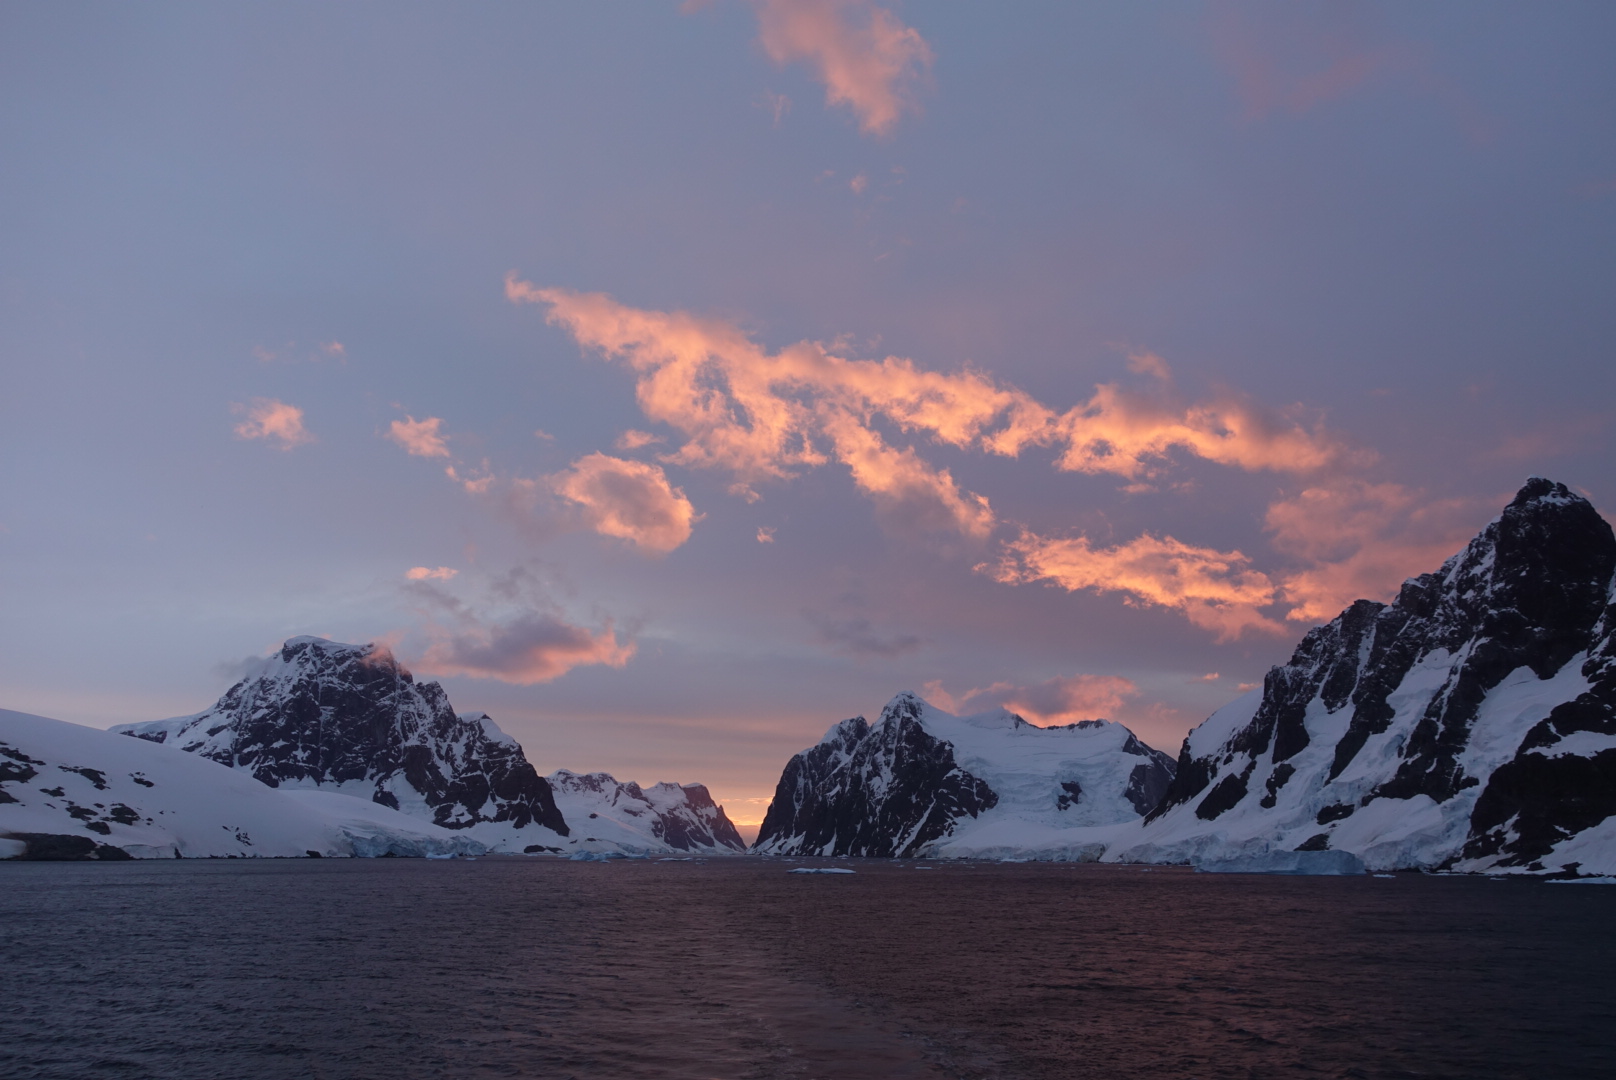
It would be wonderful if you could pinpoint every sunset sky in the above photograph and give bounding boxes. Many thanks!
[3,1,1614,832]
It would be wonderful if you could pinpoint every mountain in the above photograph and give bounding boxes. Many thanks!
[111,637,569,849]
[1,709,484,859]
[753,692,1176,858]
[1116,478,1616,876]
[547,770,746,853]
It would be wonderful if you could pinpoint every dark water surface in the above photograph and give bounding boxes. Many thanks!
[2,859,1613,1080]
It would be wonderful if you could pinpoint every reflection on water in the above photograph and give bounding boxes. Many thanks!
[1,858,1612,1079]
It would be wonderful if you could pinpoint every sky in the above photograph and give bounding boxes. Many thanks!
[3,1,1614,836]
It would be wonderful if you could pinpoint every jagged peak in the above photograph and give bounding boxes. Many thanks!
[818,715,870,745]
[1509,476,1586,510]
[263,637,416,682]
[878,690,930,724]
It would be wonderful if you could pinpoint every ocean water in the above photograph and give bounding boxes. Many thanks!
[1,858,1612,1080]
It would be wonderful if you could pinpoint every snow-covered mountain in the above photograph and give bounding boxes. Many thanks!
[548,770,746,853]
[750,480,1616,876]
[753,691,1176,858]
[1114,478,1616,876]
[1,709,484,859]
[111,637,570,850]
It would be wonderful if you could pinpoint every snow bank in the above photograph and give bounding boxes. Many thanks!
[1,709,485,859]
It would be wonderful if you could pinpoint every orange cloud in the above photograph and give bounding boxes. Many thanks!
[985,530,1285,641]
[405,566,458,581]
[511,282,1344,543]
[615,429,664,450]
[511,281,1413,639]
[751,0,933,137]
[551,452,699,554]
[231,398,314,450]
[418,613,634,685]
[388,415,451,458]
[1266,480,1482,623]
[926,673,1140,724]
[445,463,494,494]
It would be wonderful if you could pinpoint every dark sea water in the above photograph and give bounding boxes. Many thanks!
[2,858,1613,1080]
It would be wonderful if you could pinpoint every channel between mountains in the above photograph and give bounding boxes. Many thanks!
[6,478,1614,875]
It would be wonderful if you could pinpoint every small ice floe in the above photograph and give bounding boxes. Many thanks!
[1373,873,1396,878]
[914,865,935,870]
[1547,876,1616,885]
[425,853,458,860]
[789,867,855,874]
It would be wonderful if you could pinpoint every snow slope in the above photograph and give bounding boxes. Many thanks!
[547,770,746,854]
[110,637,569,851]
[1111,479,1616,877]
[1,709,485,858]
[753,692,1174,858]
[751,480,1616,877]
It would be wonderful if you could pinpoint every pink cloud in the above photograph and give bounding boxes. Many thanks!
[1266,480,1483,623]
[1207,2,1403,122]
[510,281,1346,543]
[551,452,699,554]
[231,398,314,450]
[512,280,1482,641]
[615,428,664,450]
[405,566,458,581]
[387,415,451,458]
[751,0,933,137]
[984,530,1286,642]
[418,612,634,685]
[445,463,494,494]
[924,674,1139,725]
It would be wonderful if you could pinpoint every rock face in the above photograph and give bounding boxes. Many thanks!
[548,770,746,853]
[1124,478,1616,875]
[112,637,568,839]
[754,692,1175,858]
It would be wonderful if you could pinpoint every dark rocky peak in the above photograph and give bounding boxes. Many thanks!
[753,694,996,856]
[1150,479,1616,823]
[112,637,567,836]
[1415,478,1615,673]
[879,691,927,726]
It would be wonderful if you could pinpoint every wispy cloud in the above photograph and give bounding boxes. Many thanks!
[551,452,700,554]
[1266,480,1482,622]
[510,280,1484,640]
[231,398,314,450]
[1207,1,1403,122]
[513,281,1348,537]
[803,610,921,657]
[418,613,634,685]
[984,531,1285,642]
[924,673,1139,724]
[405,571,635,685]
[388,415,451,458]
[405,566,458,581]
[615,428,664,450]
[750,0,933,137]
[1205,2,1494,142]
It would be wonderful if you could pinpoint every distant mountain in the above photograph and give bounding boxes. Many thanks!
[548,770,746,853]
[1118,478,1616,876]
[753,692,1175,858]
[1,708,484,859]
[111,637,570,848]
